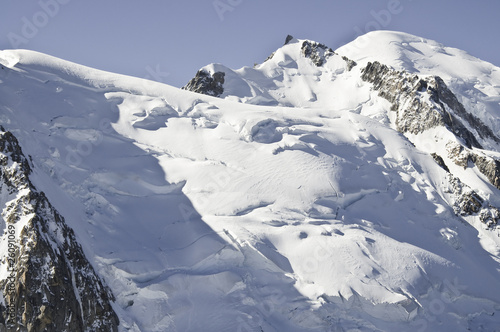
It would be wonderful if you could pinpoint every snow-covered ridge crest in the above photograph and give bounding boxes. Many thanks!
[183,35,358,106]
[0,49,187,98]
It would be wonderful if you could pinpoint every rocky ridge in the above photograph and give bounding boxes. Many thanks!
[0,130,119,331]
[182,70,225,97]
[361,61,500,226]
[360,61,487,148]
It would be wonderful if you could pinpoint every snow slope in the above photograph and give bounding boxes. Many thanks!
[1,31,500,331]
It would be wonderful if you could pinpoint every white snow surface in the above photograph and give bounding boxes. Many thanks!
[0,31,499,331]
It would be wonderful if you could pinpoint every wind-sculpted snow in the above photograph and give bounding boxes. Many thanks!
[0,30,500,331]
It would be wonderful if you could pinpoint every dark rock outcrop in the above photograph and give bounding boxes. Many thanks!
[470,154,500,189]
[301,40,335,67]
[447,175,499,228]
[182,70,225,97]
[446,141,500,190]
[0,130,119,331]
[341,56,357,71]
[429,76,499,144]
[431,153,450,173]
[300,40,356,70]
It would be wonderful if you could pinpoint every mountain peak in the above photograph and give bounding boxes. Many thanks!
[183,36,357,104]
[1,31,500,331]
[284,34,295,45]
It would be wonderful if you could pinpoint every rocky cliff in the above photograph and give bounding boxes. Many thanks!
[182,69,225,97]
[0,130,118,332]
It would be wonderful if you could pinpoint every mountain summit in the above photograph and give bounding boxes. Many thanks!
[1,31,500,331]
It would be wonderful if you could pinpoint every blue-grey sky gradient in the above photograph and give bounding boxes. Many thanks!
[2,0,500,87]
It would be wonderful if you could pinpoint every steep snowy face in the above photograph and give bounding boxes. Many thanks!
[0,30,500,332]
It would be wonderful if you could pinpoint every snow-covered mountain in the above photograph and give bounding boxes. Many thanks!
[1,30,500,331]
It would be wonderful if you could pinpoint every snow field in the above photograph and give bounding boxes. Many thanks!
[1,30,500,331]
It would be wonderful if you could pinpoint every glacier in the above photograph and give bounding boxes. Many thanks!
[0,31,499,331]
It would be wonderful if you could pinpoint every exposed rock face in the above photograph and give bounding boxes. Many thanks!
[182,70,225,97]
[341,55,357,71]
[479,205,500,228]
[430,76,499,144]
[361,61,500,191]
[360,61,493,148]
[299,40,357,70]
[446,175,499,228]
[446,141,500,190]
[0,130,119,331]
[446,141,470,168]
[469,154,500,189]
[301,40,335,67]
[448,175,483,215]
[266,37,355,70]
[431,153,450,173]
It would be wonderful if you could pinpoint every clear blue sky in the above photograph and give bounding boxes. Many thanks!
[2,0,500,87]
